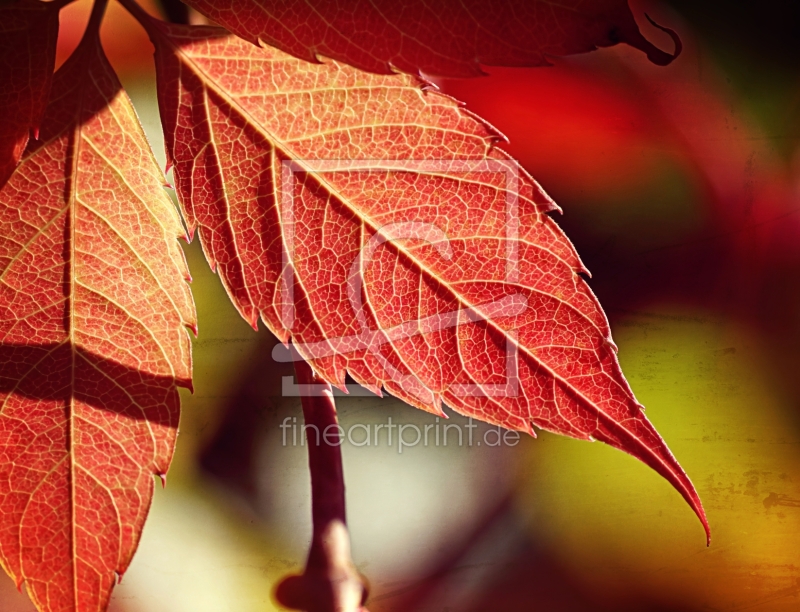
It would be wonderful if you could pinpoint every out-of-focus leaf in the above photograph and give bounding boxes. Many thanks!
[182,0,680,77]
[0,0,60,188]
[0,22,194,612]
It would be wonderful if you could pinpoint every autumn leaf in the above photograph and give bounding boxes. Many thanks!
[182,0,682,77]
[126,7,708,540]
[0,0,61,188]
[0,6,194,611]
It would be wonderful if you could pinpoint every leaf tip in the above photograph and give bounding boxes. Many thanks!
[541,198,563,216]
[184,223,196,243]
[596,414,710,545]
[177,376,194,394]
[420,81,440,94]
[686,490,711,546]
[603,337,619,354]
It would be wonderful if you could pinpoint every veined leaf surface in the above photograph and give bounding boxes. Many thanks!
[0,26,194,612]
[183,0,680,77]
[0,0,60,188]
[144,19,708,538]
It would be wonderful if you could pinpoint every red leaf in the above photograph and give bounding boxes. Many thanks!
[0,20,194,612]
[0,0,60,189]
[137,16,707,540]
[182,0,681,77]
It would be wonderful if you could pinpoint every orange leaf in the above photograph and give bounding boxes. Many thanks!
[0,21,194,612]
[182,0,681,77]
[140,19,708,539]
[0,0,60,188]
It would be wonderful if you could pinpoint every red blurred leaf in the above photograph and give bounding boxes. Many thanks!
[130,12,706,538]
[442,63,671,200]
[0,0,60,188]
[182,0,680,77]
[0,13,194,612]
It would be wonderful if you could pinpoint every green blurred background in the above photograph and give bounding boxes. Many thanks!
[2,0,799,610]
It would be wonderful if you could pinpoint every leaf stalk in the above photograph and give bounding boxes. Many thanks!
[276,358,369,612]
[85,0,109,40]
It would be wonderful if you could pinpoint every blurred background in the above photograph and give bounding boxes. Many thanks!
[2,0,799,610]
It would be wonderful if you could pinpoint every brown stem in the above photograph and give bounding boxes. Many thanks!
[116,0,161,39]
[276,358,368,612]
[84,0,110,40]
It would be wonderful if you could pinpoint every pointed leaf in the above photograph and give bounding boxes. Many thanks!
[0,0,60,188]
[144,21,707,538]
[0,28,194,612]
[182,0,680,77]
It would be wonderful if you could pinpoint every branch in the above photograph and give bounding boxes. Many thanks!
[157,0,188,23]
[276,358,369,612]
[85,0,110,38]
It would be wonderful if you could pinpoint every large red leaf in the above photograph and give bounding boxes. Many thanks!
[182,0,681,77]
[0,19,194,612]
[133,13,708,539]
[0,0,61,188]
